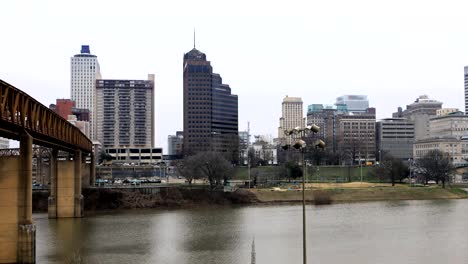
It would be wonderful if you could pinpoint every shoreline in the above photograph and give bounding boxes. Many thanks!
[32,185,468,212]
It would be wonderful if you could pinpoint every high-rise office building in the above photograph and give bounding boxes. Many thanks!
[336,95,369,113]
[96,75,155,148]
[278,96,304,141]
[393,95,442,141]
[71,45,101,140]
[183,46,238,154]
[336,108,376,164]
[306,104,348,153]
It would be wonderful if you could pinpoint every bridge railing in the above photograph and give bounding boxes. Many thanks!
[0,80,92,153]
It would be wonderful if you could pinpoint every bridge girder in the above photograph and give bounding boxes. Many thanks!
[0,80,92,153]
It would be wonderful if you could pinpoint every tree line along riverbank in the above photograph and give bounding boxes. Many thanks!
[32,184,468,212]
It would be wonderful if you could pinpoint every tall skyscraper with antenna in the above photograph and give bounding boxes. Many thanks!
[183,34,238,154]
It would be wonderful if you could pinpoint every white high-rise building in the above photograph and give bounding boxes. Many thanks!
[95,75,155,148]
[0,138,9,149]
[278,96,304,140]
[71,45,101,140]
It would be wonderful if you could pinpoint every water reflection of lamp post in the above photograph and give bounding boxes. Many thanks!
[282,125,325,264]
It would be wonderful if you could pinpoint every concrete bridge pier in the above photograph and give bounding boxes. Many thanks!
[48,149,58,219]
[74,150,83,218]
[90,154,95,186]
[0,132,35,263]
[49,150,84,218]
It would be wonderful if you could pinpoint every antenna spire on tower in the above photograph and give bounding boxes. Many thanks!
[193,28,196,48]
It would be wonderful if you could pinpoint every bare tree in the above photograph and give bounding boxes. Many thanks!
[248,148,260,167]
[336,136,365,165]
[373,153,408,186]
[179,151,233,189]
[197,152,233,189]
[416,149,454,188]
[175,157,202,184]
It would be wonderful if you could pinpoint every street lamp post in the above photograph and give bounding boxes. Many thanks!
[408,158,413,187]
[248,158,251,189]
[359,151,363,183]
[282,125,325,264]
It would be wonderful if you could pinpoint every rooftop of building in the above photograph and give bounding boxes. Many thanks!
[97,75,154,81]
[184,48,207,61]
[430,111,467,120]
[415,136,462,143]
[283,96,302,103]
[336,95,368,101]
[378,117,413,122]
[410,95,442,105]
[307,103,348,114]
[73,45,97,58]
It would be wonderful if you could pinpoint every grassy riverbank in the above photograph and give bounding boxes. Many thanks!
[33,187,258,212]
[250,182,468,204]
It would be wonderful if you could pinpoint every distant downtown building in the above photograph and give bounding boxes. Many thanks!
[436,108,459,117]
[96,75,155,149]
[239,131,250,165]
[376,118,414,161]
[49,99,90,121]
[336,108,377,164]
[306,103,348,153]
[0,138,9,149]
[183,46,238,154]
[465,66,468,113]
[278,96,304,141]
[393,95,442,141]
[67,115,91,139]
[429,111,468,139]
[414,137,468,167]
[168,131,184,156]
[71,45,101,140]
[336,95,369,113]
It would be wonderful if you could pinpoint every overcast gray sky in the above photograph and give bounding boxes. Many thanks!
[1,0,467,152]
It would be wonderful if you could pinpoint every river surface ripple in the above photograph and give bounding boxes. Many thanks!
[35,199,468,263]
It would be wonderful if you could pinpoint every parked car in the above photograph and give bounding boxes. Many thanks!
[130,179,142,185]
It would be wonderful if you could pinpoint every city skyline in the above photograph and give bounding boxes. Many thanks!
[1,0,467,152]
